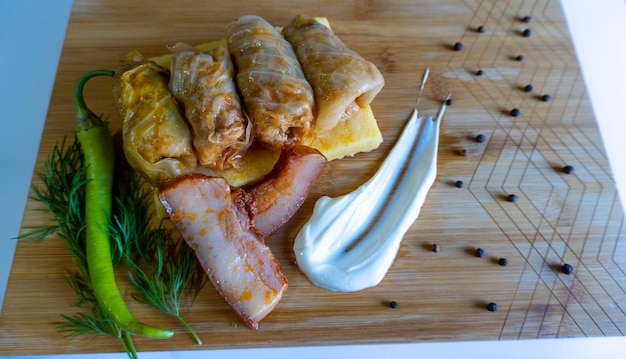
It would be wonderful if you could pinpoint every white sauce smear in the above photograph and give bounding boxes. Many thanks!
[294,102,446,292]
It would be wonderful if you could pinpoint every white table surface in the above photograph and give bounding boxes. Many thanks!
[2,0,625,358]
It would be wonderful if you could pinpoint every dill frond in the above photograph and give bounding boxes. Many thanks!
[110,166,204,345]
[20,134,204,351]
[18,136,84,243]
[18,136,137,358]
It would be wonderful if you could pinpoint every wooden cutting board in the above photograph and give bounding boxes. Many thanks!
[2,0,625,355]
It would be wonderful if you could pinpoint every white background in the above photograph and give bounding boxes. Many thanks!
[1,0,625,358]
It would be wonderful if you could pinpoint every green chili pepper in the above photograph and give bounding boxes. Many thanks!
[74,69,174,339]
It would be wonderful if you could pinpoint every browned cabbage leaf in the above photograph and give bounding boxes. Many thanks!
[226,15,315,150]
[113,51,197,186]
[169,43,253,170]
[282,15,385,134]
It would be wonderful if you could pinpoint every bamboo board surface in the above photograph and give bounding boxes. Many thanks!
[2,0,626,355]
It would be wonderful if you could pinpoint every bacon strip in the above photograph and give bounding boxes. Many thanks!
[249,145,327,239]
[159,175,287,329]
[159,145,326,329]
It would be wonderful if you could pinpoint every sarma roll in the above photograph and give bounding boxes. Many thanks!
[226,15,315,150]
[282,15,385,134]
[113,52,197,186]
[169,44,253,170]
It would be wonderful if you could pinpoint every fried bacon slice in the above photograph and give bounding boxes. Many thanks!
[248,145,327,240]
[159,145,326,329]
[159,174,287,329]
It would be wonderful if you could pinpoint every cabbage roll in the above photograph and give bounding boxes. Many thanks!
[169,44,253,170]
[282,15,385,134]
[226,15,315,150]
[113,52,197,186]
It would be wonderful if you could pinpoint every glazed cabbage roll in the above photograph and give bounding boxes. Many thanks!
[226,15,315,150]
[282,15,385,134]
[169,44,253,170]
[113,52,197,186]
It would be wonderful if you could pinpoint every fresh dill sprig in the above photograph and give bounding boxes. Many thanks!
[110,167,204,345]
[19,136,123,267]
[20,134,204,352]
[54,269,138,359]
[18,136,136,358]
[20,136,84,242]
[127,230,203,345]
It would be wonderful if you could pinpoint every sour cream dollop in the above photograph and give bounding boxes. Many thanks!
[293,103,445,292]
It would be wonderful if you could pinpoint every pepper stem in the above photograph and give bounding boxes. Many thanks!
[74,69,115,132]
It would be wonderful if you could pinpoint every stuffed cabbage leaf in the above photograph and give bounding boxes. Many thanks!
[113,52,197,186]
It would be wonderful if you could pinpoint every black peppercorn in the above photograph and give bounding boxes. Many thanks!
[445,98,453,106]
[542,94,551,102]
[487,302,498,312]
[524,84,534,92]
[475,248,485,257]
[455,180,464,188]
[561,263,574,275]
[498,258,509,266]
[510,108,521,117]
[562,165,575,174]
[476,69,484,76]
[522,16,532,23]
[432,243,440,253]
[516,54,524,61]
[507,194,518,202]
[522,28,532,37]
[477,25,486,33]
[475,134,487,143]
[453,42,464,51]
[390,300,398,309]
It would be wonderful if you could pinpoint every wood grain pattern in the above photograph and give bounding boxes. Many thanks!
[2,0,625,355]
